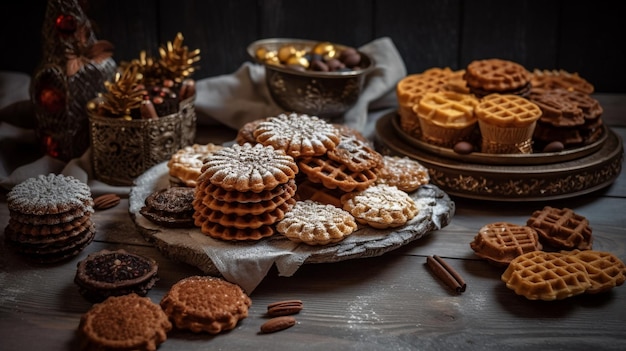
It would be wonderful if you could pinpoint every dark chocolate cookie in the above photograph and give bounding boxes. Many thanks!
[75,249,159,302]
[140,186,195,228]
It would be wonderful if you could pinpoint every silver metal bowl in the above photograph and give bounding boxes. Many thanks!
[247,38,375,119]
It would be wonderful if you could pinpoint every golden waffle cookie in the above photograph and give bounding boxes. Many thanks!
[326,134,383,172]
[501,251,592,301]
[160,276,251,334]
[277,200,358,245]
[167,143,224,187]
[80,293,172,351]
[194,198,295,229]
[375,156,429,193]
[476,94,542,154]
[298,156,377,192]
[396,67,456,135]
[199,185,296,215]
[567,250,626,294]
[526,206,593,250]
[465,58,530,93]
[530,69,594,94]
[253,112,341,158]
[414,91,479,147]
[341,184,419,229]
[236,118,266,145]
[200,179,296,203]
[194,219,275,241]
[199,143,298,193]
[470,222,543,266]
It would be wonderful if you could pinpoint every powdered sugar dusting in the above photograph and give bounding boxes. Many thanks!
[7,174,93,215]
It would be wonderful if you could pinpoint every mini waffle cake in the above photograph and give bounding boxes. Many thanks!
[396,67,468,137]
[193,143,298,240]
[5,173,95,263]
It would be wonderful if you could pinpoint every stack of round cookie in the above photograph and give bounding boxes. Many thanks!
[4,174,95,263]
[192,143,299,240]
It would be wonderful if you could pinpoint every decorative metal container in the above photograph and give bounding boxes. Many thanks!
[247,38,375,119]
[89,96,196,186]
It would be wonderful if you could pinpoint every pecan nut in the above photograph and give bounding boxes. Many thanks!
[267,299,303,316]
[260,316,296,333]
[93,194,121,210]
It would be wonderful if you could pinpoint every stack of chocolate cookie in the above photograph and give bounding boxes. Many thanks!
[140,186,196,228]
[5,174,95,263]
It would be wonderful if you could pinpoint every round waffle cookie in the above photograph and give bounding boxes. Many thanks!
[201,179,296,204]
[236,118,266,145]
[501,251,592,301]
[277,199,358,245]
[375,156,430,193]
[341,184,419,229]
[5,174,95,262]
[326,134,383,172]
[194,198,295,229]
[80,293,171,351]
[475,93,542,154]
[199,143,298,193]
[140,186,196,228]
[75,249,159,302]
[566,250,626,294]
[160,276,252,334]
[298,155,378,192]
[167,143,224,187]
[252,112,342,158]
[530,69,594,95]
[470,222,543,266]
[526,206,593,250]
[464,58,531,96]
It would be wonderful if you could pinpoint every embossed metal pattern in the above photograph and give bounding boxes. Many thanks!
[89,97,196,186]
[247,38,375,118]
[376,112,623,201]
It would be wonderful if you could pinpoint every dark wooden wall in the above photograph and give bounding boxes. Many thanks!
[2,0,625,93]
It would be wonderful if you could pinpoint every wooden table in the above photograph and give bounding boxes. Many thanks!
[1,94,625,351]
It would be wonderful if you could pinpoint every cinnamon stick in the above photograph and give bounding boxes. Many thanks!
[426,255,467,293]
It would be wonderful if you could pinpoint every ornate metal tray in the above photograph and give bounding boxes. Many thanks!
[376,112,623,201]
[128,162,455,291]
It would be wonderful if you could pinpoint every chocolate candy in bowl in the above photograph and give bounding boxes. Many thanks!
[248,38,375,119]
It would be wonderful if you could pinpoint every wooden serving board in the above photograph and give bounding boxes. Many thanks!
[128,162,455,291]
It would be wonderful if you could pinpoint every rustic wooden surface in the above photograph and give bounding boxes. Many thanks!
[0,93,625,350]
[1,0,625,93]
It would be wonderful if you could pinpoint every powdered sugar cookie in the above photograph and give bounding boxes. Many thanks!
[341,184,419,229]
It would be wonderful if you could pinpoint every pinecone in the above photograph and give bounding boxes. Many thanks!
[158,32,200,84]
[98,64,145,118]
